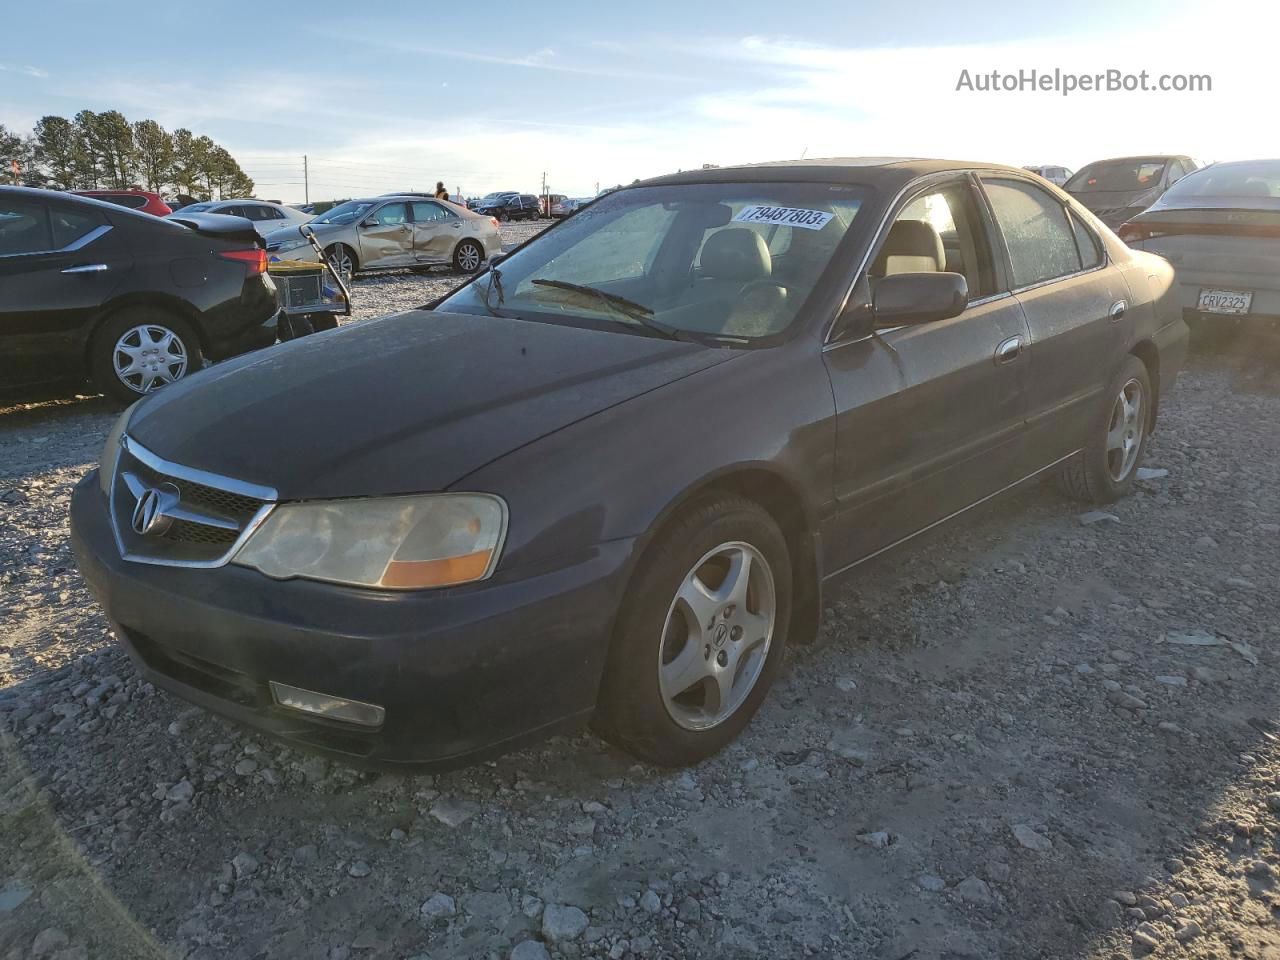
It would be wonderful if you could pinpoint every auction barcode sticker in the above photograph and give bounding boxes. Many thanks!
[732,205,834,230]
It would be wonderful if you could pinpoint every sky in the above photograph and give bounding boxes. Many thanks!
[3,0,1278,203]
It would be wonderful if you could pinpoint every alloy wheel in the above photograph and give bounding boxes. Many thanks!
[658,541,776,731]
[326,246,354,280]
[1105,377,1145,482]
[457,241,482,272]
[113,324,188,394]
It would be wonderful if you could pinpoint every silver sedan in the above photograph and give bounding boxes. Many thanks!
[264,196,502,276]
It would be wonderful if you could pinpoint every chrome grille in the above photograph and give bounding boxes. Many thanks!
[108,438,277,568]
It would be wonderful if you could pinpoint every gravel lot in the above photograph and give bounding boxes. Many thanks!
[3,233,1280,960]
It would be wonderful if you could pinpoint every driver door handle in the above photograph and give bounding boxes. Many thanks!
[62,263,108,274]
[1110,300,1127,321]
[994,335,1024,365]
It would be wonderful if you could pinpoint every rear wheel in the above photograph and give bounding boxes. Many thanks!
[593,496,791,766]
[324,243,356,281]
[453,239,484,274]
[499,212,510,222]
[91,309,203,404]
[1056,355,1152,503]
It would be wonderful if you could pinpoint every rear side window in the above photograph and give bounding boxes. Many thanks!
[100,194,148,209]
[50,206,105,249]
[0,197,52,255]
[982,178,1082,287]
[411,201,452,222]
[1068,210,1103,270]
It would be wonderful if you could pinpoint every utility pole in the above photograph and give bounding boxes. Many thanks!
[541,171,547,216]
[303,155,309,205]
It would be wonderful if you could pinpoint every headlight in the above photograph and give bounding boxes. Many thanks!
[98,403,136,496]
[275,239,308,252]
[233,494,507,590]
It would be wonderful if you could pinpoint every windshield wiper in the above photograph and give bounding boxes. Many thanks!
[530,279,683,341]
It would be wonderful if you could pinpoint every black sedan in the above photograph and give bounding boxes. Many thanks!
[69,158,1188,770]
[0,186,279,403]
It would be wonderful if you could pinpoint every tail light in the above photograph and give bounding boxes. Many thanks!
[1117,222,1145,243]
[218,248,268,275]
[489,218,499,229]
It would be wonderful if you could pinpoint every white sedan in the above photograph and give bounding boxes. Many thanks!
[168,199,313,238]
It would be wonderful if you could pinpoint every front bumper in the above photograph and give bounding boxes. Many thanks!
[70,474,632,769]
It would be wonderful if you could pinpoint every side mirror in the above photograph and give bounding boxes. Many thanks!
[872,272,968,326]
[360,219,378,228]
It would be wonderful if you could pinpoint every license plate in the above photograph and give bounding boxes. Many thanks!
[1198,288,1253,315]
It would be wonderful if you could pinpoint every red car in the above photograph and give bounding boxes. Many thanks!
[71,190,172,217]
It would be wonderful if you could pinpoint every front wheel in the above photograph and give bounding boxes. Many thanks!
[324,244,356,281]
[593,496,791,766]
[1056,355,1152,503]
[498,212,510,222]
[91,309,204,404]
[453,239,484,274]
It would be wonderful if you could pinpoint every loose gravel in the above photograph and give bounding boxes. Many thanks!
[3,247,1280,959]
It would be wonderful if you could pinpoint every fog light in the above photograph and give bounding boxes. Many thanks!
[269,681,385,727]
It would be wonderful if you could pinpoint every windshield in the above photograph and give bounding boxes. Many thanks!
[439,182,867,343]
[1066,159,1167,193]
[313,200,376,225]
[1165,161,1280,199]
[174,203,213,213]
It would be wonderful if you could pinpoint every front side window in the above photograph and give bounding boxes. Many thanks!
[372,202,409,225]
[871,180,996,300]
[439,182,867,343]
[983,178,1083,288]
[0,197,52,256]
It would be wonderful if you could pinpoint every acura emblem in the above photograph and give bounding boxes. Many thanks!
[129,480,180,536]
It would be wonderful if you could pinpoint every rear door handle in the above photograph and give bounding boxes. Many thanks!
[994,335,1024,365]
[1110,300,1127,321]
[61,263,108,274]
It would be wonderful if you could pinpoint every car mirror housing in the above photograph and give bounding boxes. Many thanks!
[360,219,378,228]
[872,272,968,326]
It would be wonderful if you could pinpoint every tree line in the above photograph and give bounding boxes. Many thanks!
[0,110,255,200]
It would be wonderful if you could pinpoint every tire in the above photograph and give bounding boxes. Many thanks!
[453,239,484,274]
[90,308,204,405]
[1056,355,1152,503]
[499,212,510,223]
[324,244,356,281]
[593,495,792,766]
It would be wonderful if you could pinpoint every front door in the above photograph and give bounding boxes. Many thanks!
[356,201,413,268]
[979,176,1131,465]
[0,196,122,388]
[410,201,462,264]
[822,175,1033,574]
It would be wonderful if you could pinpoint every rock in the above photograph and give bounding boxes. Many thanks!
[581,800,607,814]
[521,894,544,918]
[1267,793,1280,813]
[1174,921,1202,942]
[639,889,662,914]
[1079,510,1119,525]
[463,891,513,925]
[1136,467,1169,481]
[1194,535,1218,550]
[429,798,478,827]
[955,876,991,904]
[677,896,701,922]
[389,828,407,841]
[1191,666,1226,683]
[420,892,456,921]
[348,860,371,878]
[233,758,259,776]
[1011,824,1052,851]
[916,874,945,892]
[856,830,892,848]
[1132,930,1160,955]
[0,886,33,912]
[1155,675,1187,687]
[31,929,69,957]
[1113,890,1137,906]
[231,852,259,879]
[165,779,195,803]
[1107,688,1147,711]
[1223,576,1257,590]
[510,942,551,960]
[541,903,589,942]
[834,677,858,692]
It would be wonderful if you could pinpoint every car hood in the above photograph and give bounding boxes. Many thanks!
[126,310,736,500]
[264,224,324,245]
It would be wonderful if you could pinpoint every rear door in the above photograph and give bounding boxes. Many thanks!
[979,175,1131,466]
[410,200,462,263]
[0,196,122,387]
[822,173,1034,572]
[356,201,413,267]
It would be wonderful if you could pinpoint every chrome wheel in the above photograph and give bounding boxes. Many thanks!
[1105,377,1145,482]
[456,241,482,272]
[113,324,188,394]
[658,541,776,731]
[326,245,354,280]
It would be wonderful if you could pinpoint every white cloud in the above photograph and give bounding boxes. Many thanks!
[0,62,48,79]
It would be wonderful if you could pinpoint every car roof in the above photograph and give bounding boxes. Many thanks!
[1,185,164,219]
[635,156,1044,189]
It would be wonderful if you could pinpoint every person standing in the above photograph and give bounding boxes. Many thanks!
[434,181,449,200]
